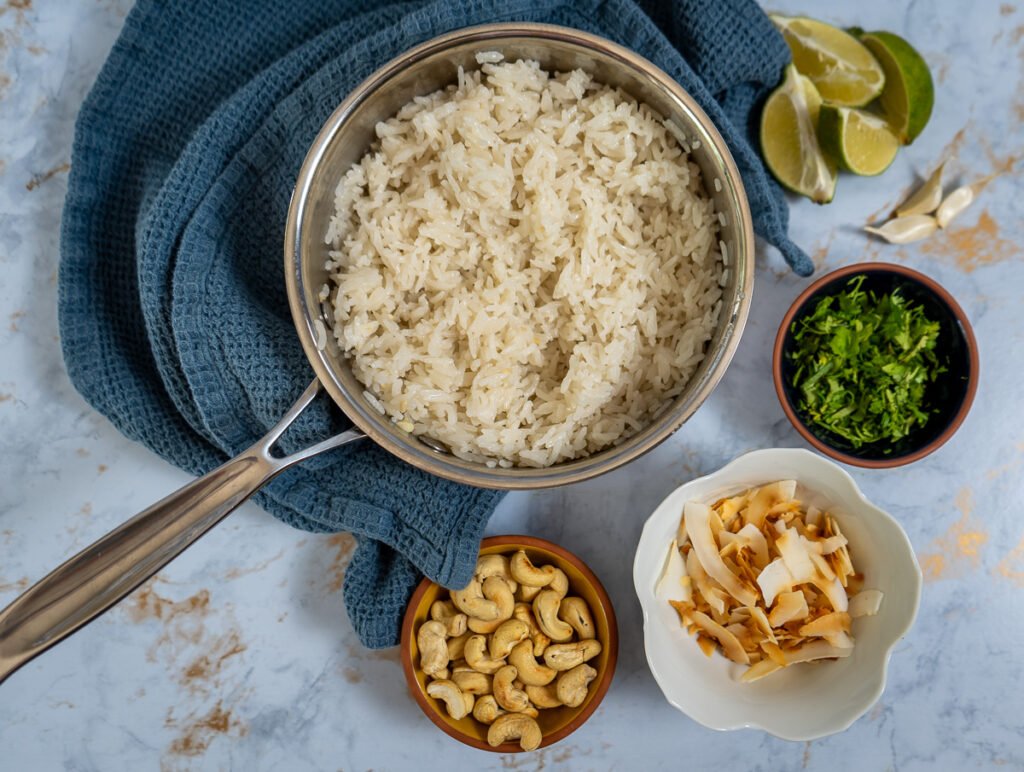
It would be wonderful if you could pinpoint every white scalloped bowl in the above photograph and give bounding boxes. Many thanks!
[633,448,922,741]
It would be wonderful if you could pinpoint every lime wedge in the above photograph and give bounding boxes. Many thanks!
[772,15,885,107]
[859,31,934,144]
[760,64,837,204]
[817,105,900,176]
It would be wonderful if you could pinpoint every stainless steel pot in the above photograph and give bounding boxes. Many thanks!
[0,23,753,684]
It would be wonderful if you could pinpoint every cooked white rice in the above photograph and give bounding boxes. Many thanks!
[325,59,724,467]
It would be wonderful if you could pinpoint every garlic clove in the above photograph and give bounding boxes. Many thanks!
[935,174,997,228]
[895,160,948,217]
[935,186,973,228]
[864,214,938,244]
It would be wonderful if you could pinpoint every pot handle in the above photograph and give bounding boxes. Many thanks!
[0,380,364,685]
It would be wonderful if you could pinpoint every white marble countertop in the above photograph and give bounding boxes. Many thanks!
[1,1,1022,769]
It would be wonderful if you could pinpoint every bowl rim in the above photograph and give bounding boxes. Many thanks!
[632,447,923,741]
[772,261,979,469]
[284,21,756,490]
[400,534,619,753]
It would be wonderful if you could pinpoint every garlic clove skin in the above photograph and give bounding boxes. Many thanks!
[864,214,938,244]
[935,185,974,228]
[896,160,948,217]
[935,173,999,229]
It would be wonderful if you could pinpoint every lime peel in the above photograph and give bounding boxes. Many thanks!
[860,30,935,144]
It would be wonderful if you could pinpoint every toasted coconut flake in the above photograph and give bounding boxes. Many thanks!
[685,502,758,607]
[805,505,823,527]
[657,539,690,601]
[756,558,794,607]
[783,640,853,665]
[776,528,816,581]
[669,599,695,627]
[768,591,809,627]
[710,606,731,627]
[726,622,749,640]
[709,508,725,540]
[818,535,848,555]
[799,612,851,638]
[740,658,784,683]
[736,523,770,568]
[743,481,797,529]
[728,607,752,624]
[808,548,836,581]
[691,611,749,664]
[717,494,748,527]
[696,634,717,657]
[824,630,855,649]
[706,587,731,615]
[746,606,777,644]
[733,551,761,587]
[810,575,849,613]
[717,531,741,550]
[760,640,787,666]
[676,513,689,547]
[765,499,802,518]
[848,589,884,617]
[686,550,726,615]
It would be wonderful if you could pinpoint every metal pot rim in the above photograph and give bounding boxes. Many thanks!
[284,22,755,489]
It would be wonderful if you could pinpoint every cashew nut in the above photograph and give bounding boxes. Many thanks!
[548,568,569,598]
[558,596,595,640]
[555,663,597,708]
[512,602,551,656]
[492,665,531,712]
[472,694,505,725]
[510,550,556,587]
[525,683,563,709]
[482,576,515,621]
[467,616,504,635]
[515,583,543,602]
[487,712,543,751]
[508,640,556,686]
[452,668,492,695]
[476,554,518,592]
[447,632,470,661]
[430,600,468,637]
[426,679,474,720]
[489,619,530,659]
[464,634,506,674]
[451,577,500,621]
[542,640,602,671]
[417,620,450,677]
[533,590,574,642]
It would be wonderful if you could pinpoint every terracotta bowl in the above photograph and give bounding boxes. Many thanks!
[400,535,618,752]
[773,262,978,468]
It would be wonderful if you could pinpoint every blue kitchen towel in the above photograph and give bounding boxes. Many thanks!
[59,0,808,648]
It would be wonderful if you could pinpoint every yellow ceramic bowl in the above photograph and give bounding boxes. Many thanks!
[400,535,618,752]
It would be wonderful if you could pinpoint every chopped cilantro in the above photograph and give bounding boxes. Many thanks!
[788,275,945,448]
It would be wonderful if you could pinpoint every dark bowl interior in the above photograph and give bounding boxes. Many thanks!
[777,266,976,465]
